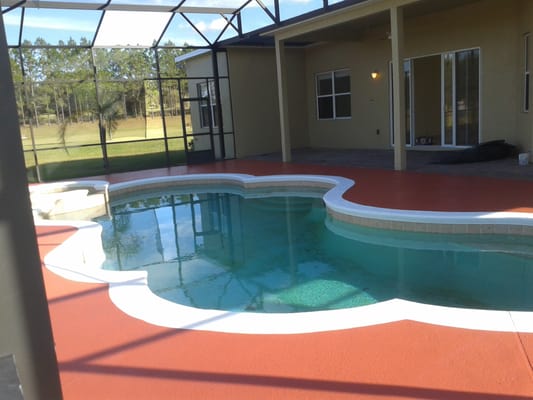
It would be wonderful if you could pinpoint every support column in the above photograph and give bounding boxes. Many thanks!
[275,37,292,163]
[390,6,407,171]
[0,14,63,400]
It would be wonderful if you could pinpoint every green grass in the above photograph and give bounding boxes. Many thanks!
[23,117,191,182]
[27,150,187,182]
[21,116,191,150]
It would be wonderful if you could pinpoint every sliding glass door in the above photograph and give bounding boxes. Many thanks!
[442,49,480,146]
[390,60,413,146]
[392,48,480,147]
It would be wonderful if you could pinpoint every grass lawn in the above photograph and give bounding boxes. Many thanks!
[23,117,190,182]
[21,116,190,149]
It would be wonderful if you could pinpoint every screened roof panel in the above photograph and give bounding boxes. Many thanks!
[158,14,210,47]
[279,0,323,21]
[180,12,239,46]
[93,10,172,47]
[181,0,243,12]
[110,0,179,5]
[7,0,107,10]
[239,2,276,34]
[2,7,22,46]
[21,8,102,45]
[2,0,355,48]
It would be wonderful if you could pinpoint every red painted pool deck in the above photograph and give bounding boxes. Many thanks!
[36,160,533,400]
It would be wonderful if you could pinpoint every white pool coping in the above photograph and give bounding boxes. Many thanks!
[38,173,533,334]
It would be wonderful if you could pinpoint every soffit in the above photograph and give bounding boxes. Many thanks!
[266,0,483,43]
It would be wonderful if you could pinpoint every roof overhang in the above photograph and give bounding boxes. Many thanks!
[262,0,481,43]
[263,0,420,41]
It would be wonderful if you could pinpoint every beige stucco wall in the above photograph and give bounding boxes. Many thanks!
[182,51,233,158]
[304,0,527,150]
[305,38,391,149]
[227,47,308,158]
[405,0,521,147]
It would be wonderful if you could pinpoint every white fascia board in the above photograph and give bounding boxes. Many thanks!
[175,48,210,63]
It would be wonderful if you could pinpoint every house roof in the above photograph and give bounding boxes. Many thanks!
[174,48,211,64]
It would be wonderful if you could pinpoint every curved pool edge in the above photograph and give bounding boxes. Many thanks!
[36,173,533,334]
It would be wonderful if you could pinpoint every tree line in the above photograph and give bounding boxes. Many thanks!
[8,37,191,130]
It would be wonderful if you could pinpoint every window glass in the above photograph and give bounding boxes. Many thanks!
[455,49,479,146]
[197,80,217,128]
[317,74,332,95]
[334,71,350,93]
[335,95,351,118]
[317,97,333,119]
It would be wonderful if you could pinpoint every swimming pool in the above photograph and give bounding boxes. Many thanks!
[40,174,533,333]
[96,187,533,313]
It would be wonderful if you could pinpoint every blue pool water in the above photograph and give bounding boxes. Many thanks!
[95,188,533,313]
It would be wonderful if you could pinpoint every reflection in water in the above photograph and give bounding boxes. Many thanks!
[95,190,533,313]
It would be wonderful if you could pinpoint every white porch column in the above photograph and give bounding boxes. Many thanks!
[390,6,407,171]
[275,37,292,162]
[0,13,63,400]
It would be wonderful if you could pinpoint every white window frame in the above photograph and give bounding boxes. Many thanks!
[197,80,218,128]
[315,69,351,120]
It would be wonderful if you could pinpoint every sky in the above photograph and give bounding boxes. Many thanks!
[1,0,345,47]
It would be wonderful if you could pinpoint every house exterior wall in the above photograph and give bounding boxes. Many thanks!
[227,47,308,158]
[304,0,527,150]
[182,0,533,158]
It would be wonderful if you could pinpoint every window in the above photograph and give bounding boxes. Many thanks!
[316,70,351,119]
[524,33,530,113]
[197,80,218,128]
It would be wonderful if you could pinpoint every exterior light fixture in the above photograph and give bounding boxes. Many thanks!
[371,70,379,80]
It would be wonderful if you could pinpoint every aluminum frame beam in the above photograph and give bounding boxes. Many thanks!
[1,0,239,14]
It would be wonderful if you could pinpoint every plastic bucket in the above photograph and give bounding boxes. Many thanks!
[519,152,530,166]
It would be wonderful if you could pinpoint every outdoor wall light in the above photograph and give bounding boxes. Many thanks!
[371,70,379,80]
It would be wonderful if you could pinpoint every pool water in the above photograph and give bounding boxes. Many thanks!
[95,189,533,313]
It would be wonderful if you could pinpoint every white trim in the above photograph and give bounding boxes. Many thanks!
[524,33,531,113]
[174,49,210,64]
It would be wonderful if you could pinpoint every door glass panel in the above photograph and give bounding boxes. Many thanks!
[443,53,454,145]
[455,49,479,146]
[413,55,441,146]
[404,60,411,145]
